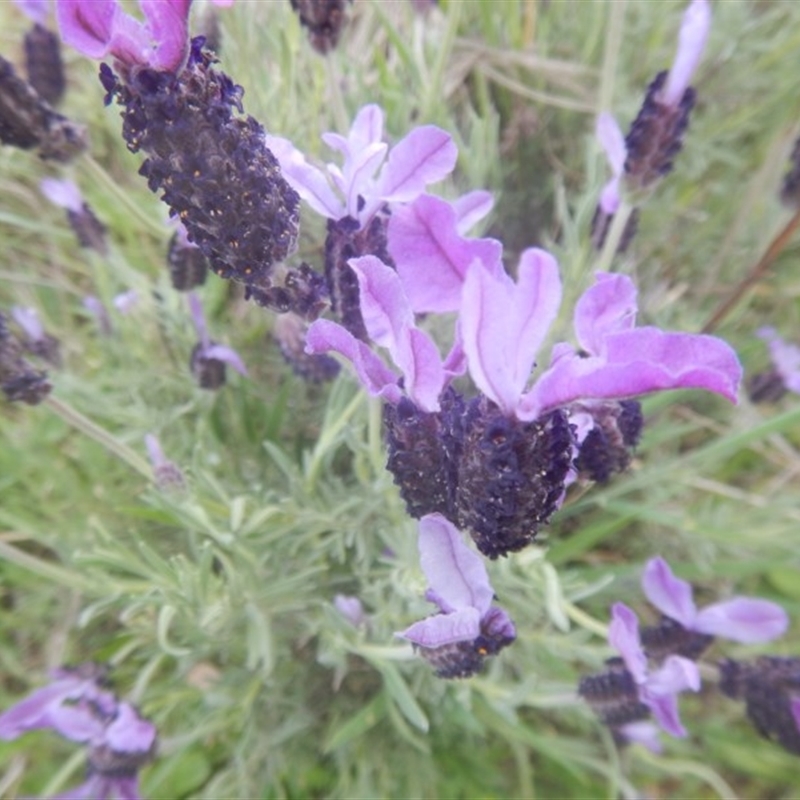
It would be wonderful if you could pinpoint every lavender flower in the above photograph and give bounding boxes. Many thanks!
[82,295,112,336]
[0,664,156,800]
[11,305,62,366]
[144,433,186,492]
[58,1,304,313]
[610,602,702,734]
[748,327,800,403]
[267,104,456,334]
[188,292,247,390]
[0,310,52,404]
[333,594,366,628]
[41,177,107,253]
[15,0,66,106]
[167,221,208,291]
[397,513,516,679]
[639,556,788,660]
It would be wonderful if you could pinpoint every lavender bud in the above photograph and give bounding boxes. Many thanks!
[190,342,227,390]
[24,23,65,106]
[325,211,393,340]
[624,70,695,193]
[719,657,800,756]
[102,40,299,295]
[67,203,108,253]
[145,434,186,492]
[289,0,352,54]
[0,55,86,162]
[455,400,574,559]
[11,306,61,367]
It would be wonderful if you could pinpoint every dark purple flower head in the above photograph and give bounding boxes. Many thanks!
[266,104,457,227]
[0,311,52,404]
[641,556,788,646]
[397,513,516,678]
[461,261,741,422]
[609,602,700,739]
[57,0,192,74]
[306,255,464,413]
[11,305,62,366]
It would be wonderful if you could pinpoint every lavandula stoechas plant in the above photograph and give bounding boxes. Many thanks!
[56,0,313,316]
[0,664,157,800]
[580,557,788,751]
[592,0,711,251]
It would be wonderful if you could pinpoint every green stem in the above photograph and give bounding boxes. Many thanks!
[45,395,153,480]
[595,199,634,273]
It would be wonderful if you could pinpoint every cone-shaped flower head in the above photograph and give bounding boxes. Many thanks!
[397,513,516,678]
[642,556,788,645]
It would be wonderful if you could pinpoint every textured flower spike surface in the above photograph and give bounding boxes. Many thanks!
[0,664,157,800]
[397,513,516,679]
[56,0,312,316]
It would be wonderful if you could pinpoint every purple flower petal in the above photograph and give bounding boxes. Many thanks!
[643,655,700,737]
[641,556,697,629]
[14,0,51,24]
[461,248,561,416]
[662,0,711,108]
[418,513,494,616]
[305,319,402,404]
[264,135,345,219]
[41,177,83,212]
[758,327,800,394]
[452,190,494,234]
[618,720,663,753]
[525,326,741,418]
[334,594,365,627]
[608,602,647,684]
[11,306,45,341]
[376,125,457,205]
[104,702,156,755]
[694,597,789,643]
[481,605,517,640]
[597,113,627,214]
[573,272,637,356]
[57,0,117,58]
[399,606,482,648]
[140,0,191,72]
[204,344,248,376]
[388,194,503,314]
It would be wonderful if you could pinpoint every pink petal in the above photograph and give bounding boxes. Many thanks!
[641,557,697,628]
[388,194,503,314]
[395,327,446,412]
[398,606,482,648]
[345,103,384,155]
[694,598,789,643]
[608,602,647,684]
[526,326,742,417]
[452,190,494,234]
[574,272,637,356]
[345,141,387,218]
[377,125,457,204]
[662,0,711,108]
[305,319,402,404]
[417,514,494,615]
[57,0,117,58]
[460,250,561,416]
[264,135,344,219]
[141,0,191,71]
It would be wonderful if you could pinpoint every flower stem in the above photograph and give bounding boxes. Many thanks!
[595,199,635,273]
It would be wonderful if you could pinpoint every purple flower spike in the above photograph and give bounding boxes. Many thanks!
[460,247,562,418]
[397,513,516,678]
[642,556,788,644]
[388,193,504,314]
[661,0,711,109]
[609,602,700,738]
[521,272,742,418]
[265,104,457,226]
[57,0,192,73]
